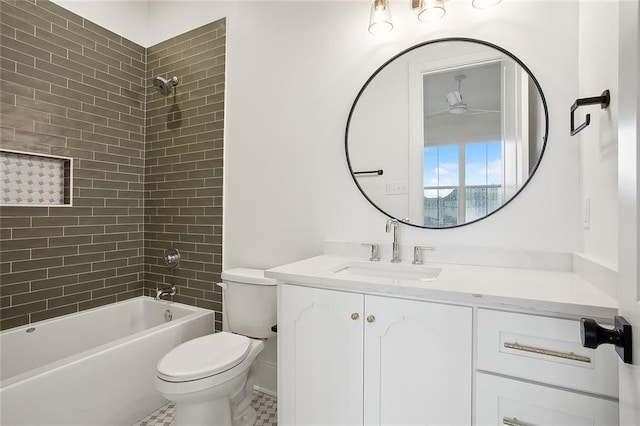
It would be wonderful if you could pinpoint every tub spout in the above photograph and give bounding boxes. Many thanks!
[155,286,176,300]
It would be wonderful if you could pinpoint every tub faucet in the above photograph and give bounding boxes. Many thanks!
[155,286,176,300]
[385,219,401,263]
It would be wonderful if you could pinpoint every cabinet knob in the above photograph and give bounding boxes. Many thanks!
[367,315,375,323]
[580,315,632,364]
[351,313,359,320]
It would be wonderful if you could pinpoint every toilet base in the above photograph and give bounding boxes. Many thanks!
[174,397,232,426]
[171,379,256,426]
[229,377,258,426]
[232,404,257,426]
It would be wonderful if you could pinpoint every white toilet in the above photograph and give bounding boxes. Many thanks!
[155,268,277,426]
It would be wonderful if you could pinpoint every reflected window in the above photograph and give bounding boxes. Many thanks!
[424,144,459,227]
[424,141,501,226]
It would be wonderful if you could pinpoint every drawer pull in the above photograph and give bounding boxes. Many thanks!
[503,417,531,426]
[504,341,591,363]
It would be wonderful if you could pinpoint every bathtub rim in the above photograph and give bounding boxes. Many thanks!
[0,296,213,390]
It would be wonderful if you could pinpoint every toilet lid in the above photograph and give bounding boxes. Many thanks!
[157,332,251,382]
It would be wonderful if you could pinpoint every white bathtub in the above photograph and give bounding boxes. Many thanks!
[0,296,214,425]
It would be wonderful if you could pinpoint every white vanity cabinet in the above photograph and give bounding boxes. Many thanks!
[279,284,473,426]
[475,309,619,426]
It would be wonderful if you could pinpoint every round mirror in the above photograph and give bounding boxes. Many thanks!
[346,38,548,228]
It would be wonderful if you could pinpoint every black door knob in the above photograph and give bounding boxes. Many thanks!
[580,318,619,348]
[580,316,632,364]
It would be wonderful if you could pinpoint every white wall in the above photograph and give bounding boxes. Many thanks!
[146,0,584,270]
[324,1,581,257]
[51,0,149,43]
[348,46,412,221]
[578,1,619,268]
[50,0,586,268]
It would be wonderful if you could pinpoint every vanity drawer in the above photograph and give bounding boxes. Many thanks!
[477,309,618,397]
[475,372,618,426]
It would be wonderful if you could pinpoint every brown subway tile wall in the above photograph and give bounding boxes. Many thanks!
[0,0,225,331]
[0,0,146,330]
[144,19,225,332]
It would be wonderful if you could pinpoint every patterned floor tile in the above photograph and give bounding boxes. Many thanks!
[133,390,277,426]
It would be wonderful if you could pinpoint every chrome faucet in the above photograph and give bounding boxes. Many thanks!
[155,286,176,300]
[362,243,380,261]
[412,246,434,265]
[385,219,401,263]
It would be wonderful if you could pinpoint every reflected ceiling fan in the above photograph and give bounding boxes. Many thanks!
[426,74,500,118]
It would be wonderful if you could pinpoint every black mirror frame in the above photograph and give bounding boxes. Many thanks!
[345,37,549,229]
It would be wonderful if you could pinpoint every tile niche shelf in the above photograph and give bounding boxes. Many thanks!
[0,150,72,207]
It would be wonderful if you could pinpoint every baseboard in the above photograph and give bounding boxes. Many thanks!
[253,385,277,397]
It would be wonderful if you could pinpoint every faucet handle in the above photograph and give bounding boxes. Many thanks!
[362,243,380,262]
[412,246,434,265]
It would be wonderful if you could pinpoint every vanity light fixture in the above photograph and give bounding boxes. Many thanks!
[369,0,501,34]
[472,0,502,9]
[368,0,393,35]
[414,0,447,23]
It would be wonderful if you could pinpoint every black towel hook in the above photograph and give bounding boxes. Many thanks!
[570,90,611,136]
[353,169,384,176]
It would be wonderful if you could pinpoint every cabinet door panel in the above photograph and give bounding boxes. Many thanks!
[476,372,619,426]
[280,285,364,426]
[364,296,472,426]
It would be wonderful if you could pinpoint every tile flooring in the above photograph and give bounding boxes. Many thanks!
[252,391,278,426]
[133,391,277,426]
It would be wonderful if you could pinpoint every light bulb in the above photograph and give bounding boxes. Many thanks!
[472,0,502,9]
[368,0,393,34]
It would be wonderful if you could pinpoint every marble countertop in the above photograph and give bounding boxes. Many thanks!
[266,255,618,320]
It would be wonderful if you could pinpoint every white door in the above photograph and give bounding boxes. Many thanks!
[279,285,364,426]
[617,1,640,424]
[363,295,472,426]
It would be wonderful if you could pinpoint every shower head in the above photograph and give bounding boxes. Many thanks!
[153,76,179,96]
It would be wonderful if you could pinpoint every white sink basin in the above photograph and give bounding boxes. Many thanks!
[332,261,441,282]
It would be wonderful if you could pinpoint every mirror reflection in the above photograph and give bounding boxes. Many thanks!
[346,38,548,228]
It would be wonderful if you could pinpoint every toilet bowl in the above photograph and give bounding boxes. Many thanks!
[155,268,276,426]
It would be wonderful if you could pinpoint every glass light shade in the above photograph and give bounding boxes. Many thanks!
[368,0,393,34]
[472,0,502,9]
[417,0,446,23]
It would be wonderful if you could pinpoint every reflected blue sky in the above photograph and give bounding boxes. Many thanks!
[424,141,501,195]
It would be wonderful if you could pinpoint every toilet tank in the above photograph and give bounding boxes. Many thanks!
[220,268,277,339]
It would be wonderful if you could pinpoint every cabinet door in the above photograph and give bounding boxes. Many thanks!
[279,285,364,426]
[364,296,472,426]
[476,372,619,426]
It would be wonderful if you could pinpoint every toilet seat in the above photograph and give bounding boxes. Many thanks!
[157,332,251,382]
